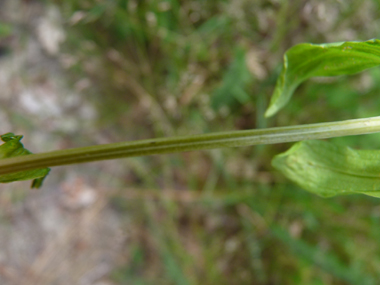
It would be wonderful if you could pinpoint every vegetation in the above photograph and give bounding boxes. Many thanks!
[3,0,380,283]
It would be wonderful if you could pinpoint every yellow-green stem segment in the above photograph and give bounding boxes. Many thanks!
[1,116,380,175]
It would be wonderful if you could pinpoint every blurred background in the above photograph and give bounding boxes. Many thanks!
[1,0,380,284]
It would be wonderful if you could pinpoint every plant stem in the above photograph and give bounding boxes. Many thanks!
[2,116,380,175]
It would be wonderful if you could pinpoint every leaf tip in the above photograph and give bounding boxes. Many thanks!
[31,168,50,189]
[264,106,277,118]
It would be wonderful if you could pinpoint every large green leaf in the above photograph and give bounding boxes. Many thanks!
[272,140,380,198]
[0,133,50,188]
[265,39,380,117]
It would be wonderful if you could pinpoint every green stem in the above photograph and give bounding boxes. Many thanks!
[1,116,380,175]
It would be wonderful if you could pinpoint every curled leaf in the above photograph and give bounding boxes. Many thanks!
[265,39,380,117]
[272,140,380,198]
[0,133,50,188]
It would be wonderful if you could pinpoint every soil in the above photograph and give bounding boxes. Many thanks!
[0,1,123,284]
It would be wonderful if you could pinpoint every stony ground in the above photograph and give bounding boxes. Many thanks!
[0,1,124,284]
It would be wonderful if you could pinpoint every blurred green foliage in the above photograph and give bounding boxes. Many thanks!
[49,0,380,284]
[0,23,12,39]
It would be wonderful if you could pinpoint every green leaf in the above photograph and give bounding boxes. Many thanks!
[272,140,380,198]
[0,133,50,188]
[265,39,380,117]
